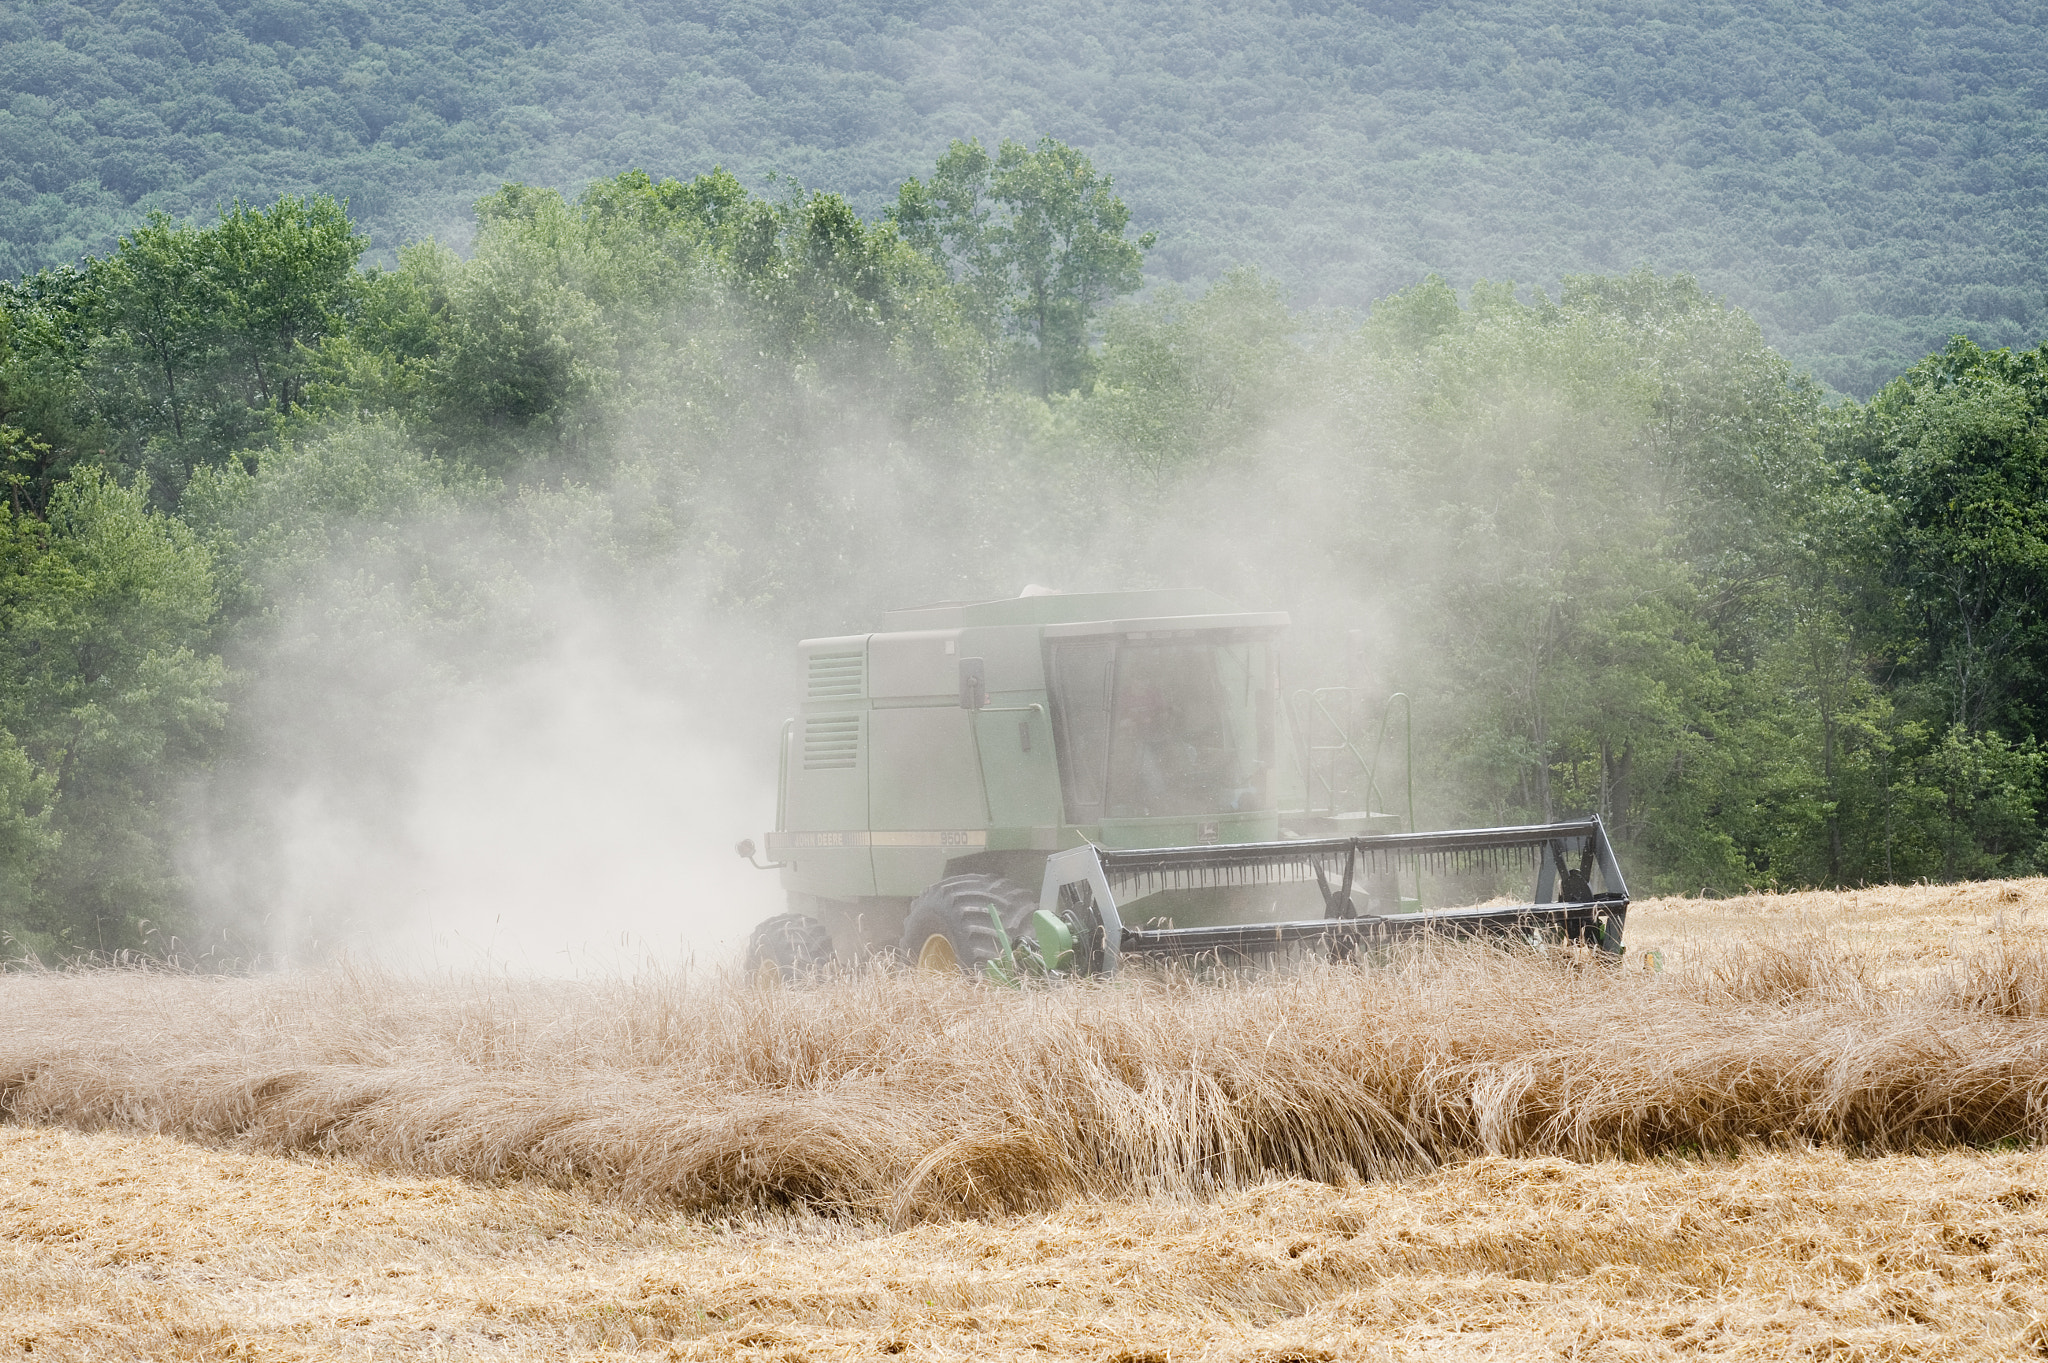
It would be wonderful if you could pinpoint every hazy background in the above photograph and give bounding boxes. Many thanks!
[3,0,2045,395]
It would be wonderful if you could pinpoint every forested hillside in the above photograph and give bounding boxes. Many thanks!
[2,148,2045,958]
[3,0,2044,396]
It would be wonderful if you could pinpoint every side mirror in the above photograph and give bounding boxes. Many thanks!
[735,838,757,860]
[958,657,986,710]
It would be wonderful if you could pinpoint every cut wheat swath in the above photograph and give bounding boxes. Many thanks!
[5,924,2048,1222]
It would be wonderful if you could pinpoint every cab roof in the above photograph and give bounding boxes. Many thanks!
[881,589,1239,632]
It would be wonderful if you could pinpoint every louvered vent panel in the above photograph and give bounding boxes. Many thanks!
[803,716,861,770]
[807,649,865,700]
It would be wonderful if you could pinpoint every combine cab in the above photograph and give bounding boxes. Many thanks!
[739,589,1629,979]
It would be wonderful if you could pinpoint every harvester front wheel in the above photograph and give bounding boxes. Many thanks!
[901,875,1036,977]
[745,913,836,985]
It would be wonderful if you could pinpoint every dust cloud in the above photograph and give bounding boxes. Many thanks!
[183,291,1452,975]
[189,495,797,973]
[269,625,780,973]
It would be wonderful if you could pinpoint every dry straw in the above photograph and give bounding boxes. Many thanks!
[3,936,2045,1223]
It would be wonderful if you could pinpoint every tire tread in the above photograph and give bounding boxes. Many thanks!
[899,874,1037,974]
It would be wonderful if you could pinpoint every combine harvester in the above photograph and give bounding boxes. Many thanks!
[737,589,1629,979]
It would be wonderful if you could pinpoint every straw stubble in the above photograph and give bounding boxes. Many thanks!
[8,1123,2047,1360]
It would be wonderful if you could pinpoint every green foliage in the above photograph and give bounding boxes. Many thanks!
[84,195,367,500]
[182,414,467,614]
[894,138,1152,396]
[1083,269,1302,473]
[10,1,2040,397]
[1737,336,2048,887]
[1070,263,2048,894]
[1838,339,2048,736]
[0,264,97,509]
[0,468,224,954]
[1336,271,1817,893]
[0,727,57,919]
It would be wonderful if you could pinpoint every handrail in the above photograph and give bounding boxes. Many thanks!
[1292,686,1369,815]
[1316,687,1382,810]
[1290,687,1413,834]
[1368,691,1417,904]
[775,718,794,832]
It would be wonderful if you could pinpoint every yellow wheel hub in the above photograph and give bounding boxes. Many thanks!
[916,933,959,972]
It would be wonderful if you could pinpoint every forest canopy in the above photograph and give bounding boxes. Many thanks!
[2,0,2044,397]
[2,144,2045,958]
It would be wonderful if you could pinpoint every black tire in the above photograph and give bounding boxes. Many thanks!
[900,875,1038,976]
[745,912,836,983]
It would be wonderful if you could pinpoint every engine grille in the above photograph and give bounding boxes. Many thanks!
[802,715,861,769]
[806,649,865,700]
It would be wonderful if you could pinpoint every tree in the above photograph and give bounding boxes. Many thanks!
[891,141,1003,335]
[1838,338,2048,740]
[893,137,1154,397]
[89,212,209,448]
[0,265,98,513]
[0,468,226,954]
[415,171,981,477]
[1078,268,1303,474]
[206,196,368,419]
[87,196,366,501]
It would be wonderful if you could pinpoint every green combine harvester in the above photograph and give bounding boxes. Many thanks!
[737,589,1629,979]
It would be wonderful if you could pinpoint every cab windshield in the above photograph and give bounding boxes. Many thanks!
[1047,634,1275,823]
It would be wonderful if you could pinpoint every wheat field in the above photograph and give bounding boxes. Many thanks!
[5,881,2048,1358]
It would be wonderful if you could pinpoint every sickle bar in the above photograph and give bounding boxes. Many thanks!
[1039,817,1630,975]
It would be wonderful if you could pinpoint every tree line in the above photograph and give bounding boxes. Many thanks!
[1,137,2044,956]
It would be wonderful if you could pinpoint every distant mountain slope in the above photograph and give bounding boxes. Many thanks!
[3,0,2043,394]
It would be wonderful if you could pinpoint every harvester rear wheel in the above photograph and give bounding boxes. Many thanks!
[745,912,836,985]
[901,875,1037,977]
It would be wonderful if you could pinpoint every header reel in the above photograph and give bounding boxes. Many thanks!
[1028,817,1629,977]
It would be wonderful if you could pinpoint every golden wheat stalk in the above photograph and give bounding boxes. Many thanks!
[3,938,2044,1223]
